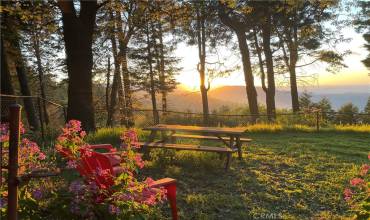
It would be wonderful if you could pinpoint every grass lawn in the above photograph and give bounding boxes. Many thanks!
[135,132,369,220]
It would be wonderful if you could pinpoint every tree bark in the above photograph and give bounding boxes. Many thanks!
[157,21,167,114]
[2,6,39,129]
[218,4,259,123]
[1,38,14,96]
[252,28,267,94]
[1,38,16,122]
[236,32,259,123]
[105,56,111,114]
[197,5,209,125]
[107,11,125,127]
[15,65,40,130]
[12,36,40,130]
[58,0,97,131]
[31,30,49,125]
[115,11,134,128]
[287,24,300,112]
[146,21,159,124]
[261,14,276,121]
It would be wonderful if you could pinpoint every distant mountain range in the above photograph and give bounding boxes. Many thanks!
[134,85,370,112]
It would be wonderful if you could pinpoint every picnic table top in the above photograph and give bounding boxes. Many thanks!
[143,124,246,135]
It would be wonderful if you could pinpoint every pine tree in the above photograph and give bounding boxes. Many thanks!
[130,1,180,124]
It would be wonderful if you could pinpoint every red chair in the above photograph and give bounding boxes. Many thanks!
[58,145,178,220]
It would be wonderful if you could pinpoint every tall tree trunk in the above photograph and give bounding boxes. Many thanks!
[1,38,14,96]
[287,25,299,112]
[15,64,40,130]
[252,28,267,94]
[1,38,15,122]
[31,30,49,125]
[58,1,97,131]
[146,21,159,124]
[197,5,209,125]
[120,47,134,127]
[105,56,111,114]
[218,4,259,123]
[157,21,167,114]
[13,36,40,130]
[236,32,259,123]
[115,11,134,128]
[261,15,276,121]
[107,11,124,127]
[2,7,39,129]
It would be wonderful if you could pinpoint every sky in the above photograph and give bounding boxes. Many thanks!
[175,26,370,92]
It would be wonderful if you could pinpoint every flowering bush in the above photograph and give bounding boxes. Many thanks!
[56,121,166,218]
[55,120,87,159]
[344,153,370,219]
[0,122,48,216]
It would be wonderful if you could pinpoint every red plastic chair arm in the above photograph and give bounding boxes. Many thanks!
[150,178,177,220]
[150,178,176,188]
[89,144,114,151]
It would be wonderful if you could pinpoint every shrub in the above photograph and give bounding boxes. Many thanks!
[55,121,166,218]
[344,153,370,219]
[0,123,49,218]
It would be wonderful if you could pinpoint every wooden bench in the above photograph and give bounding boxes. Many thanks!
[138,141,236,170]
[171,134,252,143]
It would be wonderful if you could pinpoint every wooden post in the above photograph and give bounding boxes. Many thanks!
[236,136,242,160]
[316,111,320,132]
[8,104,21,220]
[63,106,67,123]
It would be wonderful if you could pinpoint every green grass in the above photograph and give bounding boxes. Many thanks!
[87,128,370,219]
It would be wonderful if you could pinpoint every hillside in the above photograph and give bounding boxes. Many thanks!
[134,85,370,112]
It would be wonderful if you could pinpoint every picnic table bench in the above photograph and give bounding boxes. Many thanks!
[140,124,251,170]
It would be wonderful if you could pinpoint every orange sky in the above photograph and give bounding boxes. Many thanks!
[175,27,370,91]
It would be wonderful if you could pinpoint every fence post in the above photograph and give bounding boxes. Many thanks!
[63,106,67,123]
[316,110,320,132]
[37,97,45,144]
[8,104,21,220]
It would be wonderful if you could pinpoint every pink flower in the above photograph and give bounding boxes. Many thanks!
[134,154,144,168]
[66,120,82,131]
[57,136,67,142]
[144,177,155,185]
[360,164,370,176]
[96,168,110,178]
[121,130,140,149]
[0,135,9,142]
[80,131,86,138]
[67,160,77,169]
[81,148,93,157]
[344,188,352,201]
[350,177,364,186]
[19,122,25,134]
[38,152,46,160]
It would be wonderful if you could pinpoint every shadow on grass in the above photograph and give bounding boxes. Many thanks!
[85,129,369,219]
[139,132,369,219]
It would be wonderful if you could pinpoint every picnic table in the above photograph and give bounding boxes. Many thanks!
[139,124,252,170]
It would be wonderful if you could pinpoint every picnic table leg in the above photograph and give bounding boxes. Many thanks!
[169,131,177,143]
[229,135,234,148]
[225,152,231,170]
[236,136,242,160]
[144,131,157,159]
